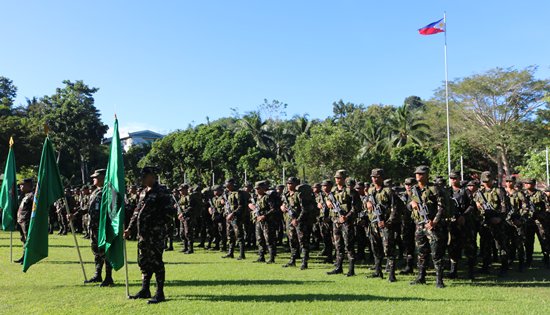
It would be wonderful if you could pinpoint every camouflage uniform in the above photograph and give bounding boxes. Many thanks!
[223,181,249,259]
[80,188,91,238]
[16,187,34,262]
[87,184,112,283]
[251,181,279,263]
[317,181,334,262]
[209,188,227,251]
[178,184,202,254]
[397,178,416,274]
[522,181,550,268]
[504,182,526,271]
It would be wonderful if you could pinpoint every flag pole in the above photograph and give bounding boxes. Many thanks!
[444,11,452,182]
[65,199,88,282]
[123,238,130,297]
[10,231,13,262]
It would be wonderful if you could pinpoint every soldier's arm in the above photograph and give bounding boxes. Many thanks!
[127,202,141,234]
[387,190,398,223]
[347,190,361,218]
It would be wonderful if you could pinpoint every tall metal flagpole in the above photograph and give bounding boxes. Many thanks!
[123,239,130,297]
[546,147,549,186]
[444,12,452,179]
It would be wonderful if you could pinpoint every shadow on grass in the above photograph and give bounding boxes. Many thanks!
[175,293,475,303]
[166,279,330,287]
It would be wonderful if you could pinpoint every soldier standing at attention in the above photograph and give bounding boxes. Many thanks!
[522,178,550,268]
[249,180,278,263]
[14,178,34,264]
[124,167,175,304]
[221,178,248,260]
[82,169,114,287]
[326,170,361,277]
[398,177,416,275]
[447,171,470,279]
[474,171,509,276]
[318,180,334,263]
[409,166,449,288]
[209,185,226,252]
[177,183,199,254]
[504,176,526,271]
[280,177,302,268]
[366,168,398,282]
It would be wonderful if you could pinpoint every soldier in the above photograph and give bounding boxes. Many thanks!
[311,183,323,252]
[280,177,302,268]
[447,171,477,279]
[522,178,550,268]
[82,169,114,287]
[81,185,92,239]
[200,187,215,250]
[365,169,398,282]
[14,178,34,264]
[242,182,256,249]
[275,184,286,246]
[124,166,175,304]
[318,180,334,263]
[354,181,369,263]
[177,183,200,254]
[208,185,226,251]
[409,166,449,288]
[54,188,74,235]
[221,178,248,260]
[249,180,279,263]
[72,187,83,233]
[474,171,509,276]
[504,176,526,271]
[398,177,416,275]
[326,170,361,277]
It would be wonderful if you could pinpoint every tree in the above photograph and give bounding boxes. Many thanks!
[516,149,549,183]
[0,76,17,115]
[447,66,550,178]
[238,111,273,151]
[388,103,430,147]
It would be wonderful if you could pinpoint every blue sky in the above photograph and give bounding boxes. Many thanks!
[2,1,549,136]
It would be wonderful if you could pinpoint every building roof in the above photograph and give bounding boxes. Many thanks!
[103,130,164,144]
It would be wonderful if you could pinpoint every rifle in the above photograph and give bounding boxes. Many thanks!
[327,192,346,217]
[523,192,537,216]
[222,191,231,215]
[282,191,295,217]
[319,192,329,218]
[476,189,497,223]
[368,193,383,224]
[411,186,430,224]
[250,194,261,217]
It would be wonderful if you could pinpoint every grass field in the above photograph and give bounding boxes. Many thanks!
[0,231,549,314]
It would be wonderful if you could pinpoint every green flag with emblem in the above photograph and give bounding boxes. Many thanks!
[98,117,126,270]
[1,137,18,231]
[23,136,64,272]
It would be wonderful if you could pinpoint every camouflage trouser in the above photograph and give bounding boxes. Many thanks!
[506,221,526,263]
[525,214,550,262]
[287,219,311,259]
[415,222,447,269]
[462,217,479,261]
[401,218,416,260]
[256,220,277,256]
[138,232,165,274]
[333,221,355,264]
[180,217,196,249]
[82,213,90,235]
[312,221,322,248]
[57,210,68,232]
[369,223,396,262]
[213,215,226,248]
[320,218,334,255]
[448,219,465,262]
[90,227,110,273]
[480,220,508,267]
[227,218,245,249]
[355,218,369,260]
[17,221,29,244]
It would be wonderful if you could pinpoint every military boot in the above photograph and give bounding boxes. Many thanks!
[498,255,508,277]
[148,271,166,304]
[370,258,383,278]
[84,264,103,284]
[467,258,476,280]
[222,245,234,258]
[236,243,246,260]
[543,253,550,269]
[129,273,152,299]
[435,265,445,288]
[282,256,296,268]
[447,261,458,279]
[300,250,309,270]
[166,238,174,251]
[387,259,396,282]
[410,265,426,285]
[400,256,414,275]
[327,257,343,275]
[100,264,114,287]
[14,255,24,264]
[346,259,356,277]
[180,242,188,253]
[267,247,276,264]
[255,252,266,263]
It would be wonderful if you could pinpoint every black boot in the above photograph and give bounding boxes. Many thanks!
[447,261,458,279]
[498,255,508,277]
[400,256,414,275]
[435,265,445,288]
[467,258,476,280]
[14,255,24,264]
[255,253,266,263]
[148,271,166,304]
[282,256,296,268]
[300,250,309,270]
[327,258,343,275]
[387,259,396,282]
[100,264,114,287]
[129,273,152,299]
[184,242,194,254]
[370,258,383,278]
[543,254,550,269]
[180,242,188,253]
[84,264,103,284]
[346,259,356,277]
[222,246,234,258]
[267,247,276,264]
[166,239,174,251]
[236,243,246,260]
[410,265,426,285]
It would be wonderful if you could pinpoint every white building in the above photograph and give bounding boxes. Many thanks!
[104,130,164,152]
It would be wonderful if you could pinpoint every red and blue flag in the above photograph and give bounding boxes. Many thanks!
[418,18,445,35]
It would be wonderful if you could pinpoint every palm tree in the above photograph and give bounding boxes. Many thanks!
[388,103,430,146]
[357,117,389,158]
[239,111,273,150]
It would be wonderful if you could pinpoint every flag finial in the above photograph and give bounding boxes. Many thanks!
[114,113,117,119]
[9,136,14,147]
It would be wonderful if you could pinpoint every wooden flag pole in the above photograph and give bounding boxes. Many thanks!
[65,198,88,282]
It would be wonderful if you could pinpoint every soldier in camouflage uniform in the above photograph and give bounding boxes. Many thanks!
[474,171,509,276]
[311,183,323,252]
[177,183,201,254]
[398,177,416,275]
[409,166,449,288]
[326,170,361,277]
[208,185,226,251]
[504,176,526,271]
[125,167,175,304]
[249,181,279,263]
[222,178,248,260]
[317,180,334,263]
[242,182,256,249]
[364,169,398,282]
[354,181,369,263]
[81,185,91,239]
[54,188,74,235]
[281,177,310,269]
[522,178,550,268]
[14,178,34,264]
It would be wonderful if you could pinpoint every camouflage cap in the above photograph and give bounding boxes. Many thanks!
[505,175,516,182]
[82,184,91,190]
[255,180,269,189]
[140,166,157,176]
[480,171,492,182]
[178,183,190,190]
[414,165,429,174]
[370,168,384,177]
[522,178,536,185]
[383,178,393,186]
[354,181,365,190]
[276,184,285,190]
[466,180,478,187]
[345,178,356,187]
[449,171,460,179]
[404,177,416,185]
[18,178,34,185]
[321,179,333,186]
[334,169,347,179]
[312,182,322,189]
[91,169,106,178]
[286,177,300,185]
[212,184,223,191]
[435,177,446,185]
[224,178,236,186]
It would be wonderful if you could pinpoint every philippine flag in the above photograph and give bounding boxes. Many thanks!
[418,18,445,35]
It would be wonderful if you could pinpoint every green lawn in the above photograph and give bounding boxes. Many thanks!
[0,230,549,314]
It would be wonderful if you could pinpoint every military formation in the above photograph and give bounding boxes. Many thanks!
[3,165,550,303]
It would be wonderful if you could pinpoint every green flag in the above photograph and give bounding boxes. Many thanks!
[1,137,18,231]
[98,118,126,270]
[23,136,64,272]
